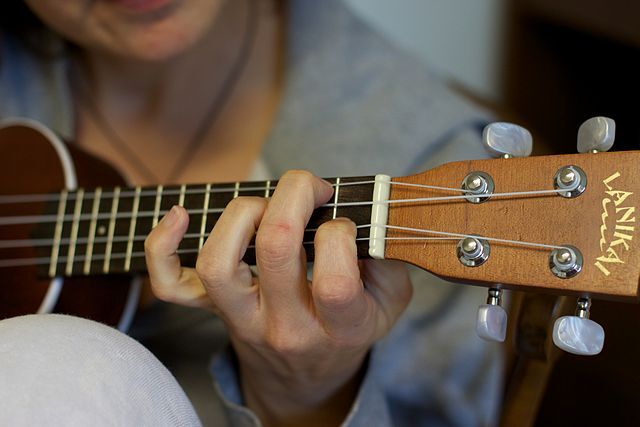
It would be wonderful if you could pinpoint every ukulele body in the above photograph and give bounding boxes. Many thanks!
[0,119,138,329]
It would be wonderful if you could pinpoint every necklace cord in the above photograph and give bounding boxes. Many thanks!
[72,0,259,184]
[164,0,259,183]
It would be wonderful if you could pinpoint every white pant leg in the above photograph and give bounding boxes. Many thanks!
[0,314,201,427]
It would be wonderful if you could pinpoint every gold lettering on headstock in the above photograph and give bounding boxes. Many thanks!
[595,172,635,276]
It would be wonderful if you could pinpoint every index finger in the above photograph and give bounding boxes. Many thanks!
[144,206,211,308]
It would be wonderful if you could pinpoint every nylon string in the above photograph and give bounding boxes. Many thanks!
[0,223,569,269]
[0,179,578,226]
[0,178,578,268]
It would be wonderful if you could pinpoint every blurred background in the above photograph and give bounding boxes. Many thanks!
[348,0,640,154]
[347,0,506,103]
[348,1,640,426]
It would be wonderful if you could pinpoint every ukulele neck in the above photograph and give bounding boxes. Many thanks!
[37,176,383,278]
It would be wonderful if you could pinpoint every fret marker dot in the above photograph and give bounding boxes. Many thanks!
[98,225,106,236]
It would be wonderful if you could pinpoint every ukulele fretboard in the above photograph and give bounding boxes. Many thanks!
[34,177,376,277]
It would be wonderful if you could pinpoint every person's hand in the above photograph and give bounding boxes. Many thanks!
[144,170,413,427]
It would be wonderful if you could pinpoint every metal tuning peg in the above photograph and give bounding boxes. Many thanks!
[577,116,615,153]
[476,288,507,342]
[482,122,533,158]
[552,297,605,356]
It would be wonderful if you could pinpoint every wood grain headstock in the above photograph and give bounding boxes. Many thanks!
[386,151,640,302]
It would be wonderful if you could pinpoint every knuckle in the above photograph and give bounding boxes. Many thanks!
[225,196,266,214]
[143,233,160,256]
[195,257,230,286]
[283,169,315,184]
[152,288,175,303]
[223,197,244,214]
[264,329,307,357]
[314,275,361,310]
[256,221,299,268]
[149,281,177,303]
[281,170,317,193]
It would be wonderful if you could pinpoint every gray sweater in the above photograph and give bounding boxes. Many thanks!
[0,1,501,426]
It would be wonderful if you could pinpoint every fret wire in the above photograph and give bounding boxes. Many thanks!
[233,182,240,199]
[84,187,102,275]
[332,177,340,219]
[48,190,68,278]
[265,180,270,198]
[124,187,141,272]
[103,186,120,273]
[178,184,186,207]
[65,189,84,276]
[199,183,211,250]
[152,185,163,228]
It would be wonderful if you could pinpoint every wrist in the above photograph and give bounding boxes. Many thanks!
[238,349,369,427]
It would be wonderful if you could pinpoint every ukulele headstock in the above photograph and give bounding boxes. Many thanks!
[386,150,640,301]
[383,118,637,355]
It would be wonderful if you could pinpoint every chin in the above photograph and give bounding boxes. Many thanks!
[26,0,223,63]
[107,0,220,62]
[115,24,204,62]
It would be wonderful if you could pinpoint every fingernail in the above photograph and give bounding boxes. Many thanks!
[163,206,179,226]
[321,179,334,189]
[335,217,357,233]
[335,217,355,225]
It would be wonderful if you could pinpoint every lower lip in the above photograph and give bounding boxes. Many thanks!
[105,0,173,14]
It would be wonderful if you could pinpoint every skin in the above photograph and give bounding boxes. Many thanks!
[24,0,225,62]
[26,0,284,184]
[23,1,414,425]
[145,171,413,425]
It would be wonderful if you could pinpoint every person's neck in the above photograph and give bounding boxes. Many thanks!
[74,0,255,131]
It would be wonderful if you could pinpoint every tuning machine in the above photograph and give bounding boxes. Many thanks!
[549,245,583,279]
[476,288,507,342]
[466,122,533,205]
[461,172,494,203]
[577,116,615,153]
[553,297,605,356]
[482,122,533,158]
[472,123,533,342]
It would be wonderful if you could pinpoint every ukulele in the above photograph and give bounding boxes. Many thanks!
[1,117,636,355]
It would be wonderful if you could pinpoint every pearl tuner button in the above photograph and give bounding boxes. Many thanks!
[476,288,507,342]
[552,298,605,356]
[577,116,615,153]
[482,122,533,158]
